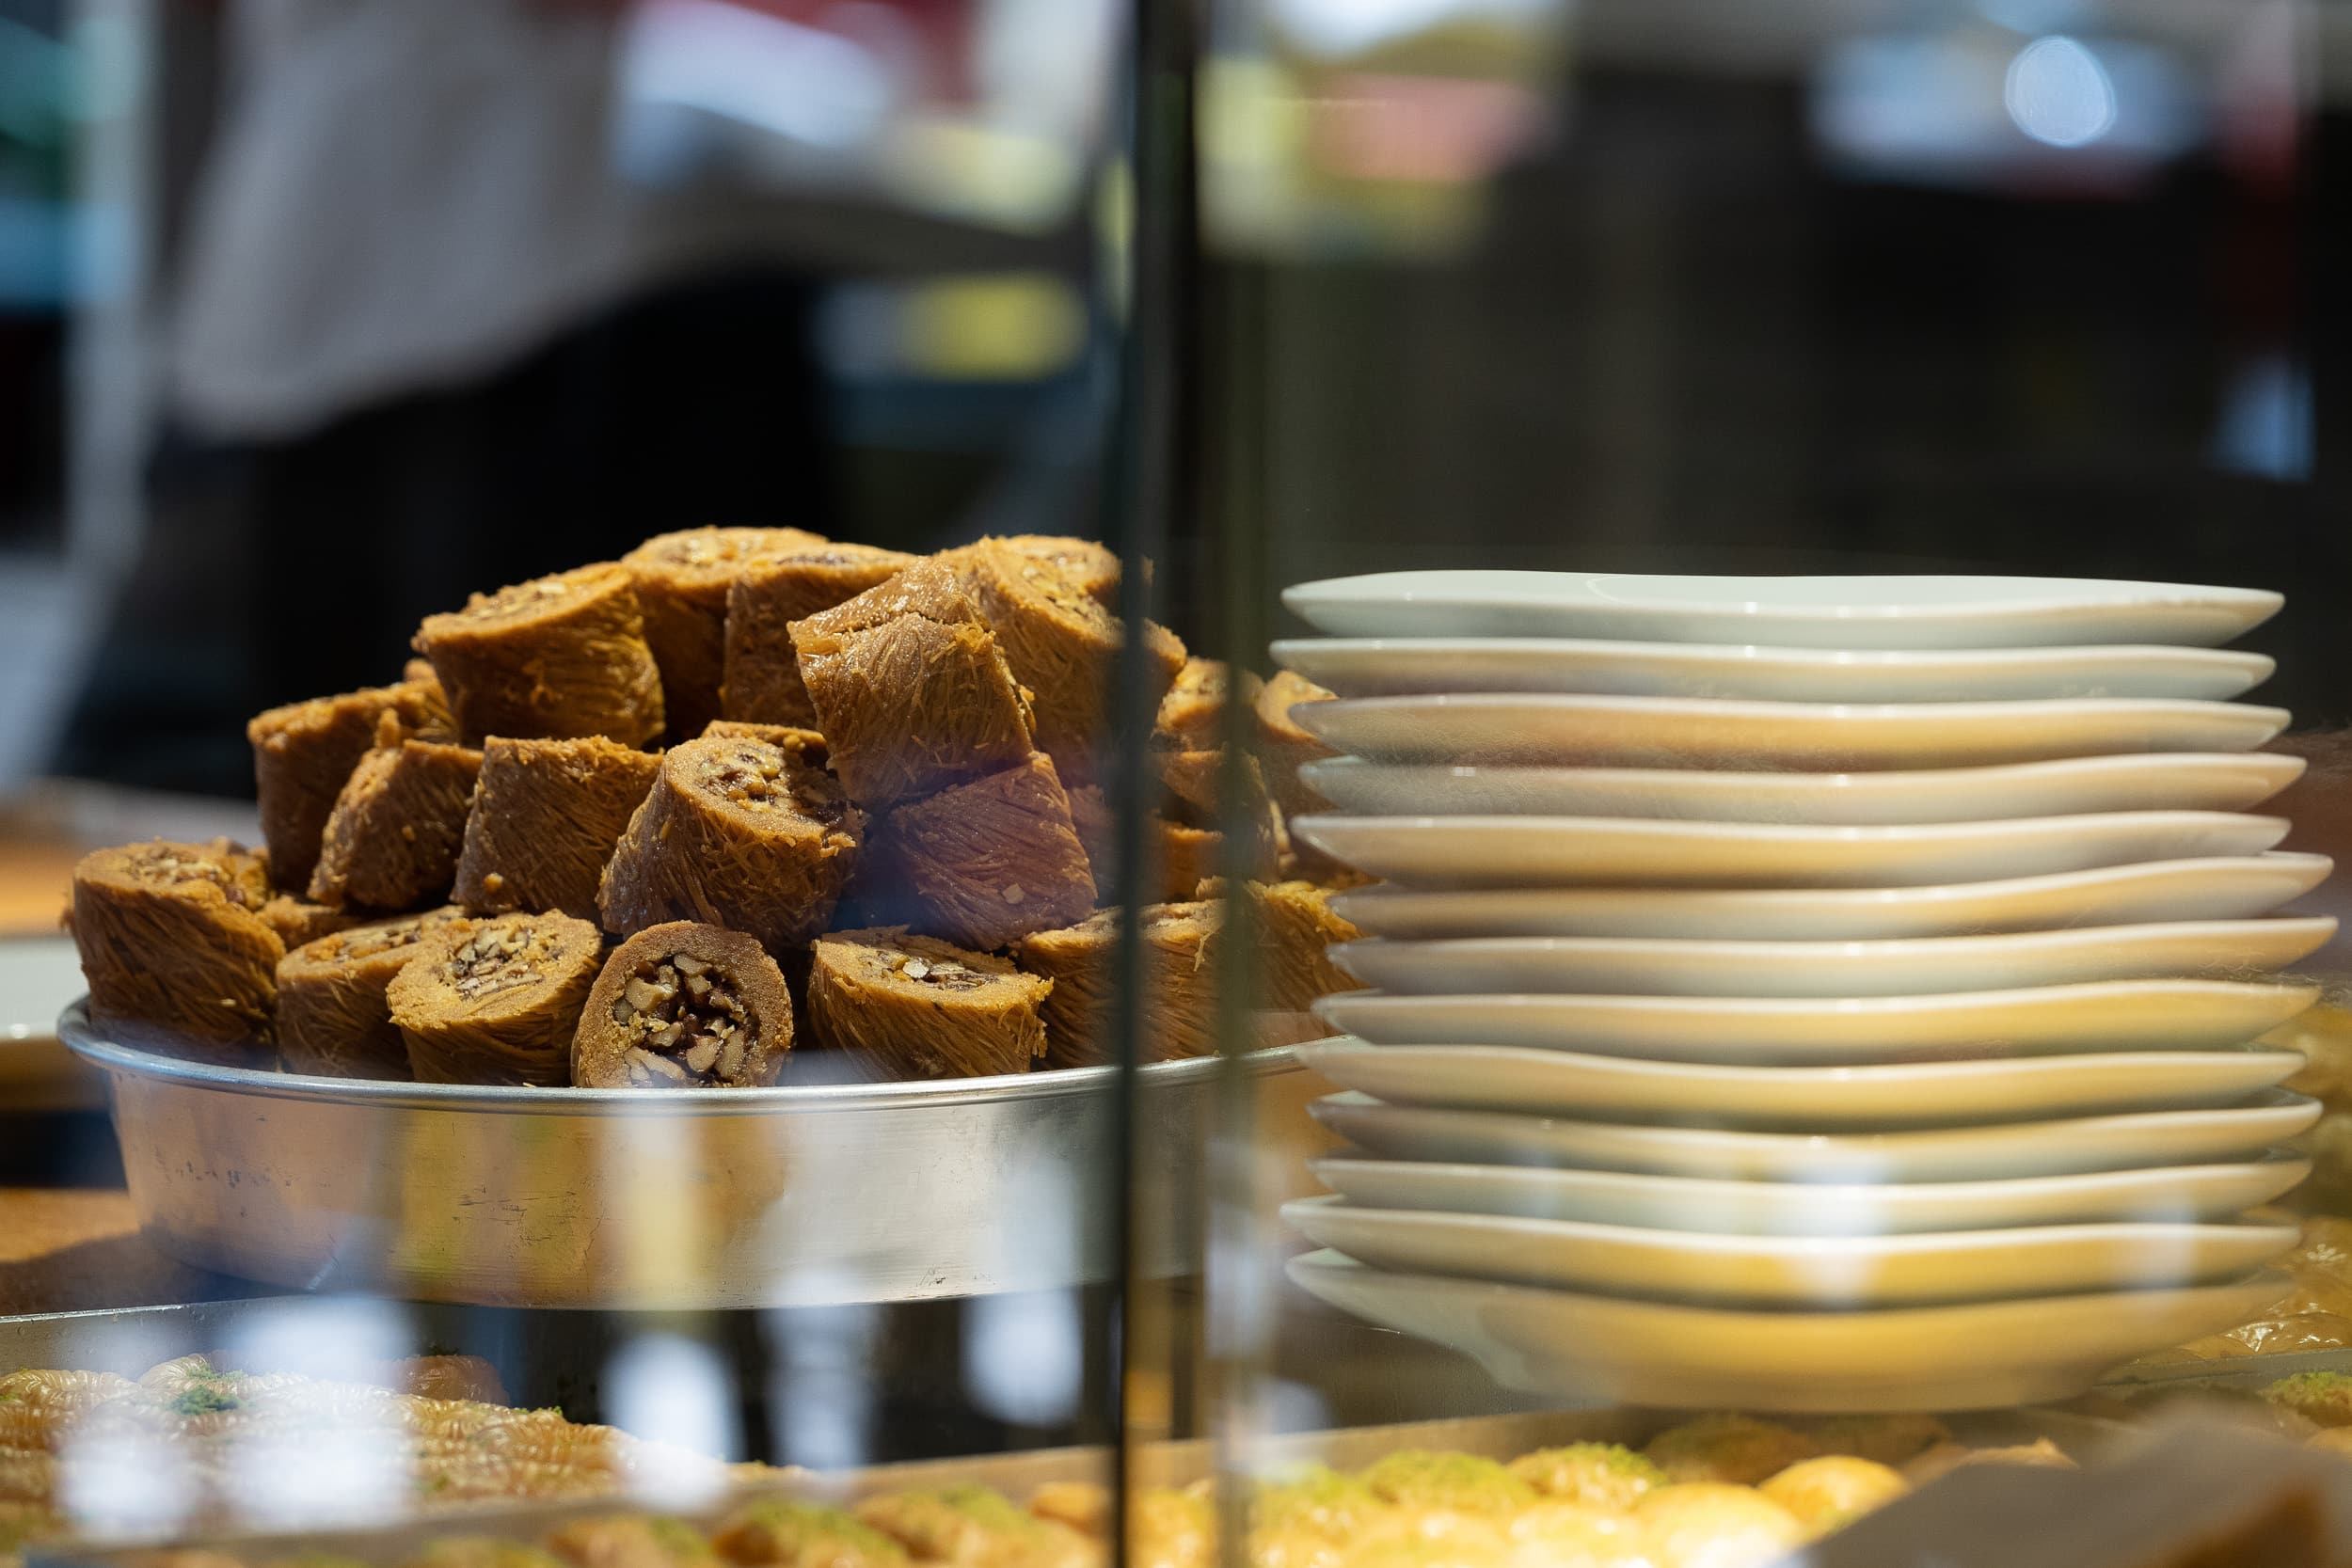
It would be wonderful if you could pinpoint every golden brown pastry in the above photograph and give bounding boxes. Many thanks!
[1018,902,1220,1068]
[998,534,1123,607]
[387,912,604,1085]
[721,541,917,726]
[1643,1415,1820,1487]
[309,736,483,911]
[623,527,825,739]
[699,720,827,768]
[277,908,473,1079]
[807,927,1050,1080]
[414,563,665,746]
[1253,670,1337,820]
[572,922,792,1087]
[790,559,1037,808]
[247,677,452,891]
[70,841,283,1053]
[880,752,1096,950]
[453,736,663,920]
[598,736,862,952]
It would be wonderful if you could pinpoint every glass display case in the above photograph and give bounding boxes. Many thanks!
[5,1,2351,1567]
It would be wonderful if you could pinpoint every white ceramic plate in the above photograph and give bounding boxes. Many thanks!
[1309,1089,2321,1182]
[1329,917,2336,1000]
[1298,752,2306,824]
[1291,811,2289,890]
[1285,1250,2289,1411]
[1296,1041,2306,1128]
[1308,1152,2314,1236]
[1293,693,2290,769]
[0,936,103,1112]
[1282,1196,2297,1308]
[1314,980,2319,1066]
[1328,855,2334,942]
[1281,572,2284,649]
[1270,637,2275,704]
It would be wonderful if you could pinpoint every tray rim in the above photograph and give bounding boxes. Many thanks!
[60,1000,1295,1119]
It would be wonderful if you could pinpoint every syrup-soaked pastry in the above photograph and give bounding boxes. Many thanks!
[1252,878,1359,1013]
[309,736,485,911]
[388,912,604,1085]
[414,564,665,746]
[999,534,1123,609]
[573,922,792,1088]
[880,752,1095,950]
[721,542,917,726]
[807,928,1050,1080]
[1017,901,1220,1067]
[453,737,662,920]
[248,677,452,891]
[257,894,361,949]
[1152,657,1259,752]
[935,539,1186,782]
[277,908,473,1079]
[699,720,827,768]
[598,736,862,951]
[1254,670,1337,818]
[623,527,826,739]
[0,1369,136,1451]
[790,559,1037,807]
[70,841,284,1053]
[1067,784,1224,905]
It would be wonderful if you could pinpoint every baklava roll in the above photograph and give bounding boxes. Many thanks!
[70,841,284,1053]
[623,526,825,738]
[1017,901,1220,1068]
[713,1500,907,1568]
[999,533,1123,608]
[453,736,662,920]
[881,752,1095,950]
[700,719,827,768]
[414,564,665,746]
[546,1515,720,1568]
[807,928,1050,1080]
[1251,879,1360,1014]
[308,736,484,911]
[387,912,604,1085]
[721,541,916,726]
[790,560,1036,807]
[256,894,360,949]
[936,540,1185,783]
[1254,670,1337,818]
[277,908,473,1079]
[573,922,792,1087]
[1152,657,1255,752]
[598,735,862,952]
[247,676,451,891]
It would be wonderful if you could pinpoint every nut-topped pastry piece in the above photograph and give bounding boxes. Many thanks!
[414,563,665,746]
[722,541,918,727]
[573,921,793,1087]
[278,907,473,1079]
[1018,901,1221,1068]
[387,911,604,1085]
[806,927,1051,1080]
[598,735,863,952]
[71,840,283,1054]
[623,526,826,738]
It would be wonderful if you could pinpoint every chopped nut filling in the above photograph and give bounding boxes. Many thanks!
[466,577,576,622]
[443,924,550,1000]
[608,952,754,1085]
[319,916,439,963]
[894,957,988,991]
[699,742,789,811]
[128,846,253,906]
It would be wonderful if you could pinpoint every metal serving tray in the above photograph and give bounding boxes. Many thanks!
[63,1003,1309,1310]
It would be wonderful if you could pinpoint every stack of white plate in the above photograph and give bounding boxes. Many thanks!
[1269,571,2336,1411]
